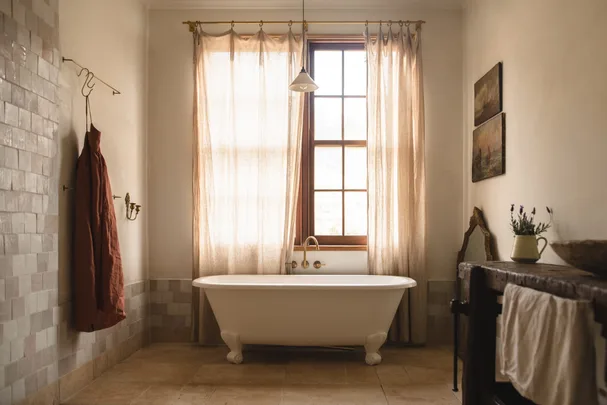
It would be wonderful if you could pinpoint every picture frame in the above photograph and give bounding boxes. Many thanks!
[474,62,502,126]
[472,113,505,182]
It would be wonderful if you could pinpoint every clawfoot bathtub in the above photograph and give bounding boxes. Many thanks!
[192,275,416,365]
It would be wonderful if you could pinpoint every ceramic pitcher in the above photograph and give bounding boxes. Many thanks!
[511,235,548,263]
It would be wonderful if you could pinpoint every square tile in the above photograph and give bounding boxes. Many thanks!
[282,384,388,405]
[208,384,283,405]
[384,384,460,405]
[191,363,286,385]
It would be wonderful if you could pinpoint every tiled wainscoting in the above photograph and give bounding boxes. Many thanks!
[56,280,150,402]
[0,0,62,403]
[428,280,455,345]
[148,279,455,345]
[0,280,150,405]
[150,279,192,343]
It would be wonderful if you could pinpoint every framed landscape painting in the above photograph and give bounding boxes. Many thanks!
[472,113,505,182]
[474,62,502,126]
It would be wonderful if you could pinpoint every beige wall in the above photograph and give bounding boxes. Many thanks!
[463,0,607,261]
[148,7,464,280]
[54,0,151,401]
[58,0,149,301]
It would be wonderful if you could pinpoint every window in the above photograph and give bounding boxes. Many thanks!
[297,42,368,247]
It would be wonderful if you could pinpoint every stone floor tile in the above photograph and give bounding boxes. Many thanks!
[384,384,461,405]
[282,384,388,405]
[62,344,462,405]
[285,362,347,385]
[130,384,183,405]
[190,363,286,385]
[206,384,282,405]
[62,382,149,405]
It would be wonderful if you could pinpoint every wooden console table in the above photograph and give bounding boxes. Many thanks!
[457,261,607,405]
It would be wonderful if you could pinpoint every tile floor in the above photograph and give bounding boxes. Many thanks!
[63,344,463,404]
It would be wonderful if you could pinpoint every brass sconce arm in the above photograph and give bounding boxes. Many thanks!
[125,193,142,221]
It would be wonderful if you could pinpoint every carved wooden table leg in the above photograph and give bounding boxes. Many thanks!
[463,266,497,405]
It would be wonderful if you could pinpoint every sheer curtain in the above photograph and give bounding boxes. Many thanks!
[192,28,304,343]
[366,24,427,344]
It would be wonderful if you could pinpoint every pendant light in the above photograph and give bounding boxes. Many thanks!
[289,0,318,92]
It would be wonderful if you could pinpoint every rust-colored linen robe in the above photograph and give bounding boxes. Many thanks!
[73,125,126,332]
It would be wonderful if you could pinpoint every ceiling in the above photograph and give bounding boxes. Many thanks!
[145,0,464,10]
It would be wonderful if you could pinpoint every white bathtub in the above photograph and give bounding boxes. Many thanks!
[192,274,416,365]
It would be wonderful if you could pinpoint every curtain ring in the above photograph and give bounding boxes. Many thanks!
[388,20,392,27]
[399,20,404,27]
[365,20,368,27]
[231,20,235,29]
[259,20,263,28]
[288,20,293,27]
[405,21,411,27]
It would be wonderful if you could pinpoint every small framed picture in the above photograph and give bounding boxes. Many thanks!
[472,113,505,182]
[474,62,502,126]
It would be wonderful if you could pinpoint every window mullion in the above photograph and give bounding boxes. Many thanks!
[341,50,346,237]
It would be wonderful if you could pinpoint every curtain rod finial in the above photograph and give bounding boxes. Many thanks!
[187,21,197,33]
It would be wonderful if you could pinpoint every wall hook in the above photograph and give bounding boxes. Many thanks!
[125,193,141,221]
[64,57,122,96]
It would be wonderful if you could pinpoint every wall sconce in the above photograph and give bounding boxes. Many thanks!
[125,193,141,221]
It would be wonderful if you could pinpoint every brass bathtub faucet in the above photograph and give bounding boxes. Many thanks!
[302,236,319,269]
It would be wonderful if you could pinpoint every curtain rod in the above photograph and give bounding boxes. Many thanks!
[184,20,425,32]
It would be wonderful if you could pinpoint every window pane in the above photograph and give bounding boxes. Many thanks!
[314,98,342,140]
[315,147,342,190]
[313,51,342,96]
[345,192,367,235]
[345,147,367,189]
[344,98,366,140]
[344,51,366,96]
[315,192,343,235]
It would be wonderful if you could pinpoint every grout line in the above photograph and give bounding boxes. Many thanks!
[128,385,152,405]
[375,366,391,403]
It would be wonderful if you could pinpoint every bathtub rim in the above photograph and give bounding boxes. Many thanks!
[192,274,417,290]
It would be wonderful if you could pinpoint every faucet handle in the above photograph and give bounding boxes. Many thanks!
[285,261,298,269]
[313,260,325,269]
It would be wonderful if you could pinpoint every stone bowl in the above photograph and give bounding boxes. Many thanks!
[550,240,607,277]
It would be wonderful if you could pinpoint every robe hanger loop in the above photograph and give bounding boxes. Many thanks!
[81,71,95,98]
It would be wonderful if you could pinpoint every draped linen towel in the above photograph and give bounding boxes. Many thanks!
[73,125,126,332]
[191,28,304,343]
[501,283,598,405]
[366,24,427,344]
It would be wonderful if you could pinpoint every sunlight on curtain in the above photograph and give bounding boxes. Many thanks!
[194,29,303,274]
[192,29,303,343]
[366,24,427,344]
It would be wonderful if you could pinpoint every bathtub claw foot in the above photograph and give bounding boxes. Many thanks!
[364,332,387,366]
[365,352,382,366]
[227,351,243,364]
[221,331,243,364]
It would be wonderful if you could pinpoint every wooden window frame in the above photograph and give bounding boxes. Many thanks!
[295,40,367,248]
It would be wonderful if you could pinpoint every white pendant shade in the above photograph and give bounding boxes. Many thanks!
[289,67,318,92]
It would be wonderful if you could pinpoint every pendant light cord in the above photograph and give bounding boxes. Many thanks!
[301,0,306,70]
